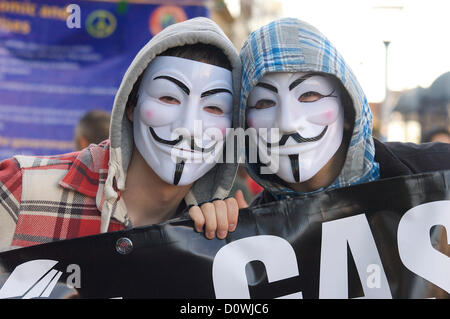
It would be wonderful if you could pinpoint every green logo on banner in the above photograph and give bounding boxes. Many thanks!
[86,10,117,38]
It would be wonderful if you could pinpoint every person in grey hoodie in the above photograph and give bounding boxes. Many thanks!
[238,18,450,204]
[0,17,243,251]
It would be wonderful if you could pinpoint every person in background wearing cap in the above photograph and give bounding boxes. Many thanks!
[74,110,111,151]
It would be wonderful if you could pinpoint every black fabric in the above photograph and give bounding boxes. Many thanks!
[0,171,448,299]
[373,138,450,178]
[252,139,450,206]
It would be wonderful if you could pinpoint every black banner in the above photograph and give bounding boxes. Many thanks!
[0,171,449,299]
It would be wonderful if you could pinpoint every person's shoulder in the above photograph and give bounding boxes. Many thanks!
[0,152,81,202]
[11,152,79,171]
[377,139,450,160]
[0,157,23,192]
[6,140,110,172]
[0,149,84,191]
[374,138,450,174]
[0,156,21,173]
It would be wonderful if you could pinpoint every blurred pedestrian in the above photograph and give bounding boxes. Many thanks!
[74,110,111,151]
[421,127,450,143]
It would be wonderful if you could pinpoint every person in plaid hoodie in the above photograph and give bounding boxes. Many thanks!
[0,18,248,251]
[238,18,450,205]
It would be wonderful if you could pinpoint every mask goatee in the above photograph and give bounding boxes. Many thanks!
[288,154,300,183]
[173,159,185,185]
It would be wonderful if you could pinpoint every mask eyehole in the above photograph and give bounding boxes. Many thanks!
[204,106,224,115]
[159,96,180,105]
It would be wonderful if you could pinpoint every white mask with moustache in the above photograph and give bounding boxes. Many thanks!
[134,56,233,185]
[247,72,344,183]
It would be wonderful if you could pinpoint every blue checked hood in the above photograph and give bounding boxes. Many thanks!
[239,18,380,197]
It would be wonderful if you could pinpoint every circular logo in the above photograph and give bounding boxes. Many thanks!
[86,10,117,38]
[149,5,187,36]
[115,237,133,255]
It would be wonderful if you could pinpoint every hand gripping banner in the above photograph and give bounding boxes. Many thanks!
[0,170,449,299]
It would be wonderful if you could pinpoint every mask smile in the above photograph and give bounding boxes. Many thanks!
[247,72,344,183]
[149,127,182,145]
[149,127,218,154]
[134,56,233,186]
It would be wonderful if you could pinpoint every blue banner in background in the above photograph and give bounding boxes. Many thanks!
[0,0,209,159]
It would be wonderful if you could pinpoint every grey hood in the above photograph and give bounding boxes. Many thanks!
[101,17,241,231]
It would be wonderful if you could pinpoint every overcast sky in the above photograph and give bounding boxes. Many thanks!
[278,0,450,103]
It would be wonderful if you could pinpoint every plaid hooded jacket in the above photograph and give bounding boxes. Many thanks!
[239,18,380,200]
[239,18,450,204]
[0,141,126,250]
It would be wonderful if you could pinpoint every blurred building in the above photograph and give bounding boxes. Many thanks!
[211,0,283,49]
[420,72,450,133]
[389,71,450,143]
[369,101,383,140]
[210,0,234,40]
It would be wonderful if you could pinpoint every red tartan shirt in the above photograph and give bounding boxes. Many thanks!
[0,140,125,249]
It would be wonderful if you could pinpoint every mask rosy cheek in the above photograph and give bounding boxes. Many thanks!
[207,126,226,141]
[307,109,338,126]
[203,123,226,139]
[219,126,227,138]
[145,110,152,120]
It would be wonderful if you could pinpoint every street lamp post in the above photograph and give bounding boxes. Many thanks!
[382,40,391,139]
[373,4,403,140]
